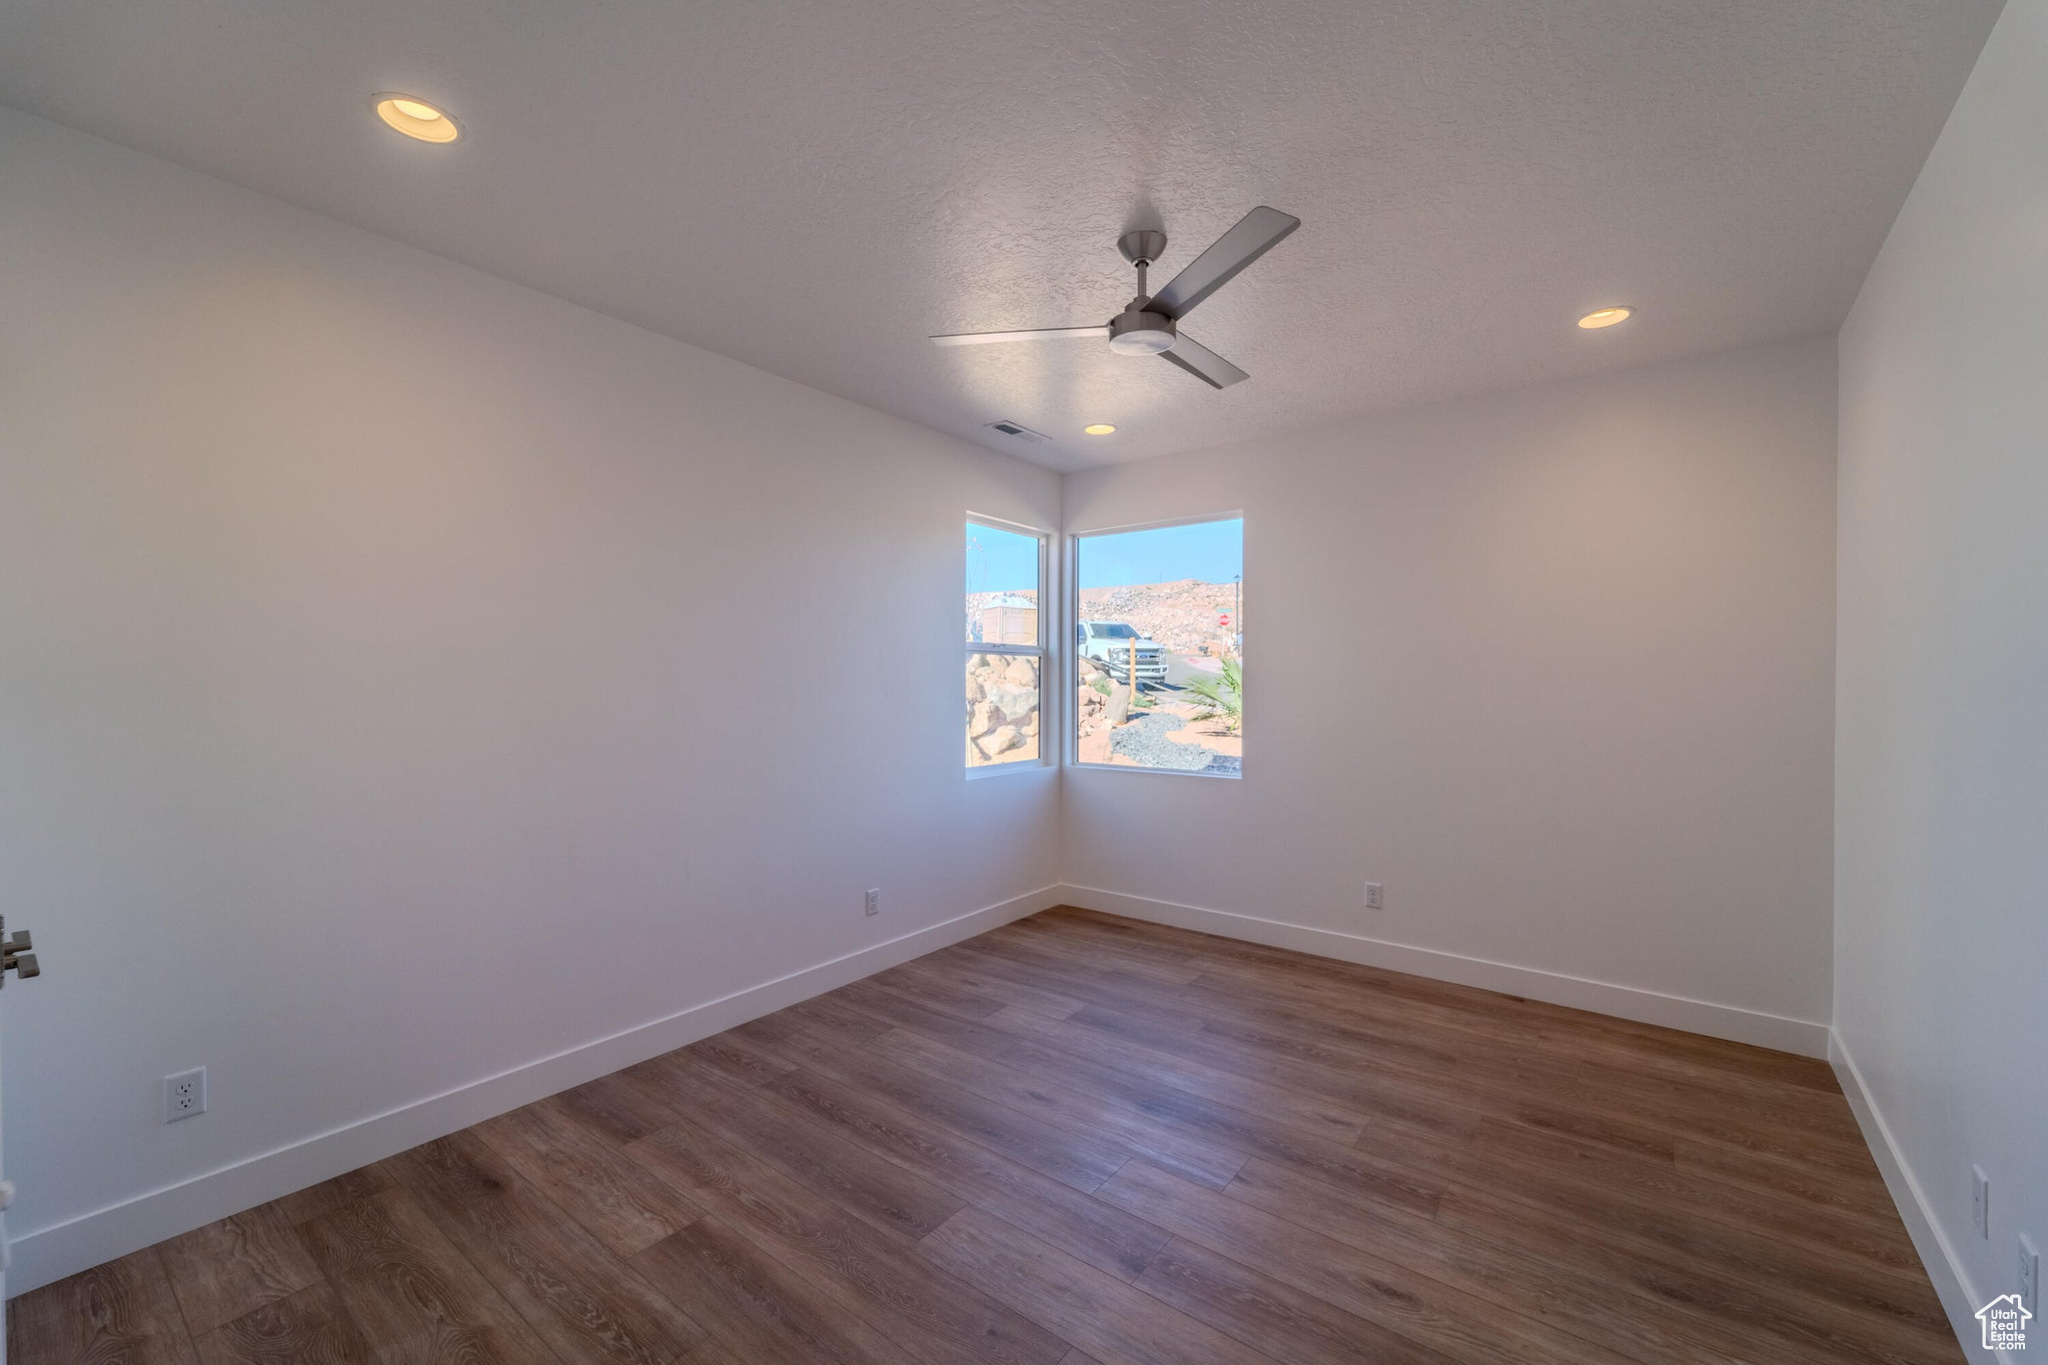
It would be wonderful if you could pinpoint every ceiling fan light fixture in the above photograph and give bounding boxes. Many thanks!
[374,93,461,143]
[1083,424,1117,436]
[1577,306,1633,329]
[1107,310,1176,356]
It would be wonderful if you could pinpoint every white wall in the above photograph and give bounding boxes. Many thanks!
[0,107,1061,1290]
[1835,0,2048,1351]
[1063,336,1839,1047]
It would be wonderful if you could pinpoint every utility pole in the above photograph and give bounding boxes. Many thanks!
[1233,574,1242,658]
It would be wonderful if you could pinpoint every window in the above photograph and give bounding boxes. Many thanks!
[1073,516,1241,775]
[966,518,1047,770]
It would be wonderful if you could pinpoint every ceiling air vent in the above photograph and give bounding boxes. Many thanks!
[986,420,1051,444]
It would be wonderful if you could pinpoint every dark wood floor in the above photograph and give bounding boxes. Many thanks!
[10,907,1957,1365]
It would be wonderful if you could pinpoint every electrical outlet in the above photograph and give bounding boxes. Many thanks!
[2021,1233,2039,1318]
[164,1067,207,1123]
[1364,882,1384,911]
[1974,1165,1991,1237]
[864,888,880,917]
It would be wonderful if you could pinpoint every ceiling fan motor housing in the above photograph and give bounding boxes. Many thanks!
[1108,307,1177,355]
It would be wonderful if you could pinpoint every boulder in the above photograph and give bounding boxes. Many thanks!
[970,700,1000,738]
[1004,655,1038,686]
[1106,683,1132,726]
[985,725,1024,756]
[985,683,1038,718]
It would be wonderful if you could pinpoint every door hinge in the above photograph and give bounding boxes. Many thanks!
[1,915,38,985]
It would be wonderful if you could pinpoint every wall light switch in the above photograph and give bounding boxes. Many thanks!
[1974,1165,1991,1237]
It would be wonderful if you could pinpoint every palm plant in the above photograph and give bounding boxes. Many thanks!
[1184,656,1242,733]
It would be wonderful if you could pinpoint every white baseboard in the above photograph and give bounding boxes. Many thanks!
[3,883,1062,1298]
[1054,884,1831,1058]
[1830,1029,1992,1363]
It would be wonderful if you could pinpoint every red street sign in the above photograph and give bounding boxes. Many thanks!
[1219,614,1230,625]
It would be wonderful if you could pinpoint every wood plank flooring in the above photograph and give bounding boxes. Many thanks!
[8,907,1959,1364]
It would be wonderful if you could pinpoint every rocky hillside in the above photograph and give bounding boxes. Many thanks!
[966,579,1240,655]
[1079,579,1239,654]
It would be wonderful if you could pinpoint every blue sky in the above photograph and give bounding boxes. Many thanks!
[1079,518,1242,589]
[966,521,1041,595]
[967,516,1244,593]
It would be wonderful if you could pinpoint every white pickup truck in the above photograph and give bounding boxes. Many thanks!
[1077,620,1168,685]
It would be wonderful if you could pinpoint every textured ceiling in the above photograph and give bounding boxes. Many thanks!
[0,0,2001,471]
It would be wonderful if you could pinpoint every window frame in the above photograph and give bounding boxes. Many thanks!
[965,514,1056,777]
[1066,511,1244,779]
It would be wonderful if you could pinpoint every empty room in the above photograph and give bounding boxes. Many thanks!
[0,0,2042,1361]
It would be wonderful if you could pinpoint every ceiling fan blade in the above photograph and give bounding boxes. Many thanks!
[930,326,1109,347]
[1148,206,1300,320]
[1158,334,1250,389]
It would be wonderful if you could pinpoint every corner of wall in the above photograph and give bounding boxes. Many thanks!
[1830,1030,1995,1361]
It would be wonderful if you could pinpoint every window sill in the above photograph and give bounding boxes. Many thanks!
[965,760,1054,780]
[1067,760,1240,779]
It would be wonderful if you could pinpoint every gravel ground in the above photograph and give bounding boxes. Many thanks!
[1109,711,1238,774]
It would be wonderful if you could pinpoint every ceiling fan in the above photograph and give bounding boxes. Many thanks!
[930,206,1301,390]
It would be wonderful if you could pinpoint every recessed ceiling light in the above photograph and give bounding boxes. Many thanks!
[1083,423,1117,436]
[1577,306,1633,329]
[373,94,461,144]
